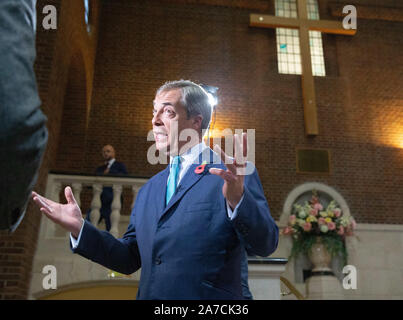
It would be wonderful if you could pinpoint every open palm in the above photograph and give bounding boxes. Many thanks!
[32,186,84,238]
[209,132,247,210]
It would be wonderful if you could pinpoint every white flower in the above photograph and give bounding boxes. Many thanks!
[327,200,336,210]
[297,219,306,227]
[293,204,302,211]
[340,217,349,227]
[298,210,307,219]
[320,225,329,233]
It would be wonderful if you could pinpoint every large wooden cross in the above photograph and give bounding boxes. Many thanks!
[250,0,356,135]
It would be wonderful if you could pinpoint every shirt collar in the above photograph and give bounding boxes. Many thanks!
[169,141,208,165]
[106,158,116,167]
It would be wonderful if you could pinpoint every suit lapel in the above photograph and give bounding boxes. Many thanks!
[154,165,170,216]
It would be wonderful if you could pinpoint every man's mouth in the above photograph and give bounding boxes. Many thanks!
[154,132,168,141]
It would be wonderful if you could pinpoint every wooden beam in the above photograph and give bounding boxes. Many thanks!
[250,14,356,35]
[250,14,300,29]
[306,20,356,35]
[299,25,318,135]
[297,0,309,20]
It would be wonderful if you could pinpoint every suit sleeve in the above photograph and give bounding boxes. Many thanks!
[0,0,48,231]
[118,162,128,174]
[95,165,105,175]
[71,188,143,275]
[230,166,279,257]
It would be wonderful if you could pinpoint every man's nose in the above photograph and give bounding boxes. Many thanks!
[152,112,163,126]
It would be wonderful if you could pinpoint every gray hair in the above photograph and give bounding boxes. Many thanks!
[156,80,213,132]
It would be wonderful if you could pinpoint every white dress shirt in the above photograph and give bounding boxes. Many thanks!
[106,158,116,169]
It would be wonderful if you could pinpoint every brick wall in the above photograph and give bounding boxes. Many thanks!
[80,0,402,224]
[0,0,402,299]
[0,0,101,299]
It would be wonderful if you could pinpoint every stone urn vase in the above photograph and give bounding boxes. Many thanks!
[308,237,332,272]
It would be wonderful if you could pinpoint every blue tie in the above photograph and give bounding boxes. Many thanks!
[166,156,181,205]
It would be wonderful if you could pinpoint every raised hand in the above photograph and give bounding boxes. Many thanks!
[209,132,247,210]
[32,186,84,238]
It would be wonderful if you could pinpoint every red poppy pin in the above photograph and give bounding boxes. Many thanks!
[194,160,208,174]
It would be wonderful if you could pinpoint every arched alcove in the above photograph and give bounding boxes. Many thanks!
[55,51,88,172]
[279,182,352,284]
[280,182,352,227]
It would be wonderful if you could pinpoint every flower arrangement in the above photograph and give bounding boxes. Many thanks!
[282,190,356,265]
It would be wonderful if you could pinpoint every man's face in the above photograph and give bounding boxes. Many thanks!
[102,145,115,161]
[152,89,201,155]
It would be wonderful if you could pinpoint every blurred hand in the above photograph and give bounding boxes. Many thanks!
[32,186,83,238]
[209,132,247,210]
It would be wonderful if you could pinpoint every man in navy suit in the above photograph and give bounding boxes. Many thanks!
[86,144,127,231]
[32,80,278,299]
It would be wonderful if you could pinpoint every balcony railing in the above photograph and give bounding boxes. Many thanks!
[42,172,149,238]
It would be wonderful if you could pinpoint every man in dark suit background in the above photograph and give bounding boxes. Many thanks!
[0,0,48,231]
[32,80,278,299]
[86,144,127,231]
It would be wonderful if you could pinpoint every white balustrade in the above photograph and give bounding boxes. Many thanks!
[90,183,102,229]
[71,182,82,207]
[131,186,139,210]
[44,181,62,238]
[43,173,148,238]
[110,184,123,238]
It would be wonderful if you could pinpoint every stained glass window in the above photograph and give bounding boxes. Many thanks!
[275,0,326,76]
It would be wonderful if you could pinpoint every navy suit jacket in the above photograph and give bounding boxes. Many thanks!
[73,148,278,299]
[95,160,128,177]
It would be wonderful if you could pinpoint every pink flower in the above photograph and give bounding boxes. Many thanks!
[289,215,296,224]
[283,226,294,235]
[327,221,336,230]
[333,209,341,218]
[318,217,326,225]
[337,225,345,235]
[303,222,312,232]
[313,203,323,211]
[309,209,318,216]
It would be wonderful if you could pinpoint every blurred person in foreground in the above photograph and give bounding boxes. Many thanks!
[0,0,48,232]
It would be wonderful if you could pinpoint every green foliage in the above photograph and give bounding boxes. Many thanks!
[290,233,348,266]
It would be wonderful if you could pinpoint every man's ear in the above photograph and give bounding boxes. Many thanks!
[192,115,203,132]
